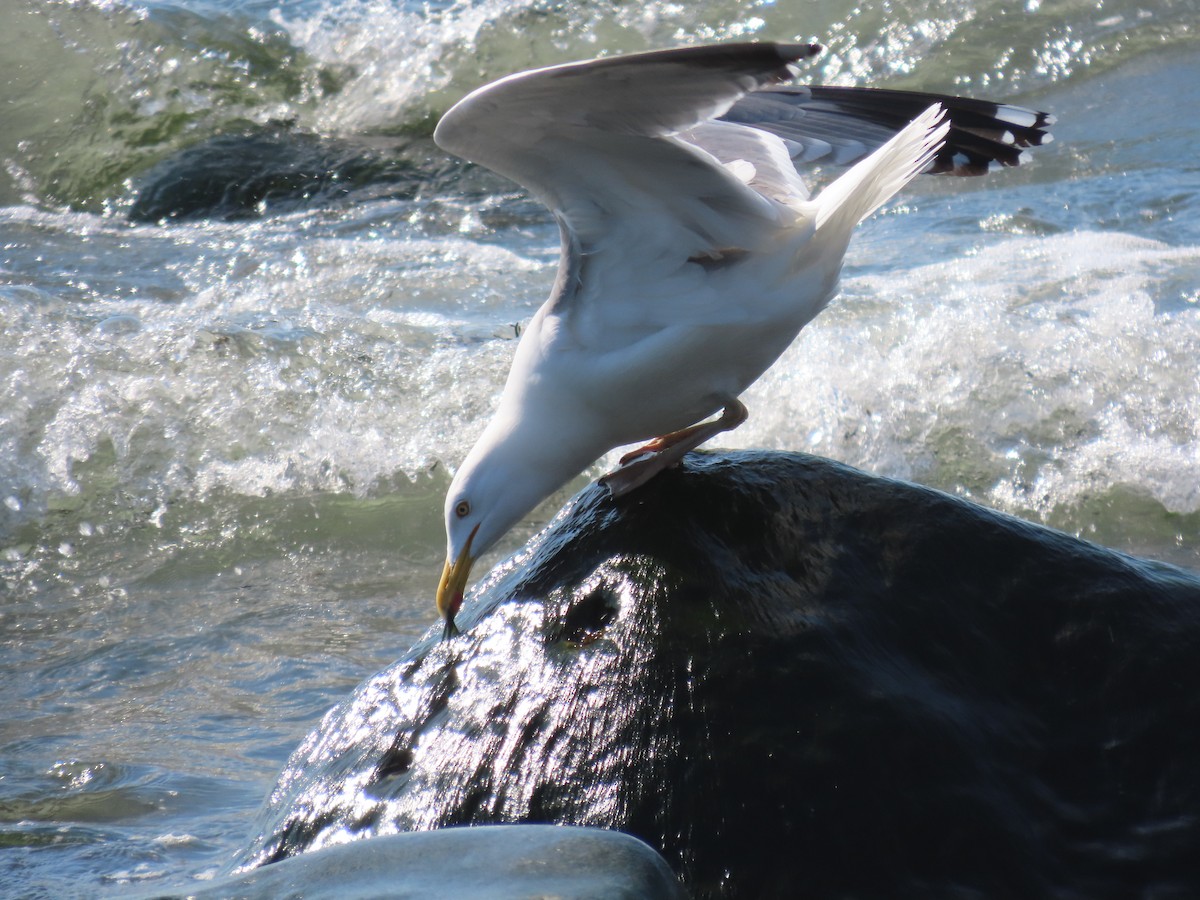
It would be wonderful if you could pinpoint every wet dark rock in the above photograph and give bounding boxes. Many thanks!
[127,127,426,222]
[241,450,1200,899]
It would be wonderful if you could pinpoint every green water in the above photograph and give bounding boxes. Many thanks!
[1,0,1198,894]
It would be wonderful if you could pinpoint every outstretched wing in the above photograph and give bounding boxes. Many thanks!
[722,85,1055,175]
[434,42,823,253]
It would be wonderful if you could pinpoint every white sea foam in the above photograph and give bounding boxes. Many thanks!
[3,4,1200,898]
[276,0,545,134]
[3,204,1196,555]
[0,212,552,522]
[736,230,1200,520]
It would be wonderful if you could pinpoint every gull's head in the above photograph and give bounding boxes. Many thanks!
[436,420,583,639]
[437,481,482,640]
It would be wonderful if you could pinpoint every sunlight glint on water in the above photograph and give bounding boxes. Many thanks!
[1,0,1198,894]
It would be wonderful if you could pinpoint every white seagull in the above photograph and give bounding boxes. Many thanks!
[433,41,1053,636]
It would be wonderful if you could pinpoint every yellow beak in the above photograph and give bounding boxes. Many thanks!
[436,524,478,639]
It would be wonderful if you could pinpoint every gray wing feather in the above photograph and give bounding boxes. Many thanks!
[434,43,824,252]
[722,86,1055,175]
[434,43,821,200]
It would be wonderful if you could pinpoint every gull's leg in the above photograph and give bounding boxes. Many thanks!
[599,399,748,498]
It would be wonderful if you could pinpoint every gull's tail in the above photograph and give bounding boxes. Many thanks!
[812,103,950,235]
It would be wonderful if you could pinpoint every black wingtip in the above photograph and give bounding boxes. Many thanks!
[768,42,823,85]
[777,42,824,61]
[790,86,1055,176]
[777,43,824,76]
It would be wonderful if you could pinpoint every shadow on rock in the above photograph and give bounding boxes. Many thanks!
[239,450,1200,899]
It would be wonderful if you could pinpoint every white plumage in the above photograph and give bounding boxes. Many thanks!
[431,42,1053,635]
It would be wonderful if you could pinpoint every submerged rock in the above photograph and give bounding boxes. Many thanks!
[241,451,1200,899]
[143,825,682,899]
[127,127,425,222]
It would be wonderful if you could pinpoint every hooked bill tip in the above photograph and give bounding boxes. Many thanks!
[440,591,464,640]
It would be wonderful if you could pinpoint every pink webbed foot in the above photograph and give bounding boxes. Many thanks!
[599,399,748,498]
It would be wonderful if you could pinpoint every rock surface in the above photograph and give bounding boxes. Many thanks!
[239,451,1200,899]
[127,127,425,222]
[140,824,683,899]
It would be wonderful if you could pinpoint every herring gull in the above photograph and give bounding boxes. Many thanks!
[433,41,1054,636]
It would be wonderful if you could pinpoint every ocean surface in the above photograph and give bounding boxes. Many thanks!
[1,0,1197,895]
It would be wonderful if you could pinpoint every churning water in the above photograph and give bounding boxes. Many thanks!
[1,0,1198,895]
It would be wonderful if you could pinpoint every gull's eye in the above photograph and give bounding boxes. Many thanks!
[455,499,471,519]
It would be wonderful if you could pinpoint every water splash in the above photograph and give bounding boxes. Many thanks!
[737,229,1200,533]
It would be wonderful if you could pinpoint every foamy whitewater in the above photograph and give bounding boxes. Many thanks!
[1,0,1197,894]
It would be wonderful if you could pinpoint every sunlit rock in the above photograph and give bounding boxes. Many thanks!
[241,450,1200,899]
[144,825,683,899]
